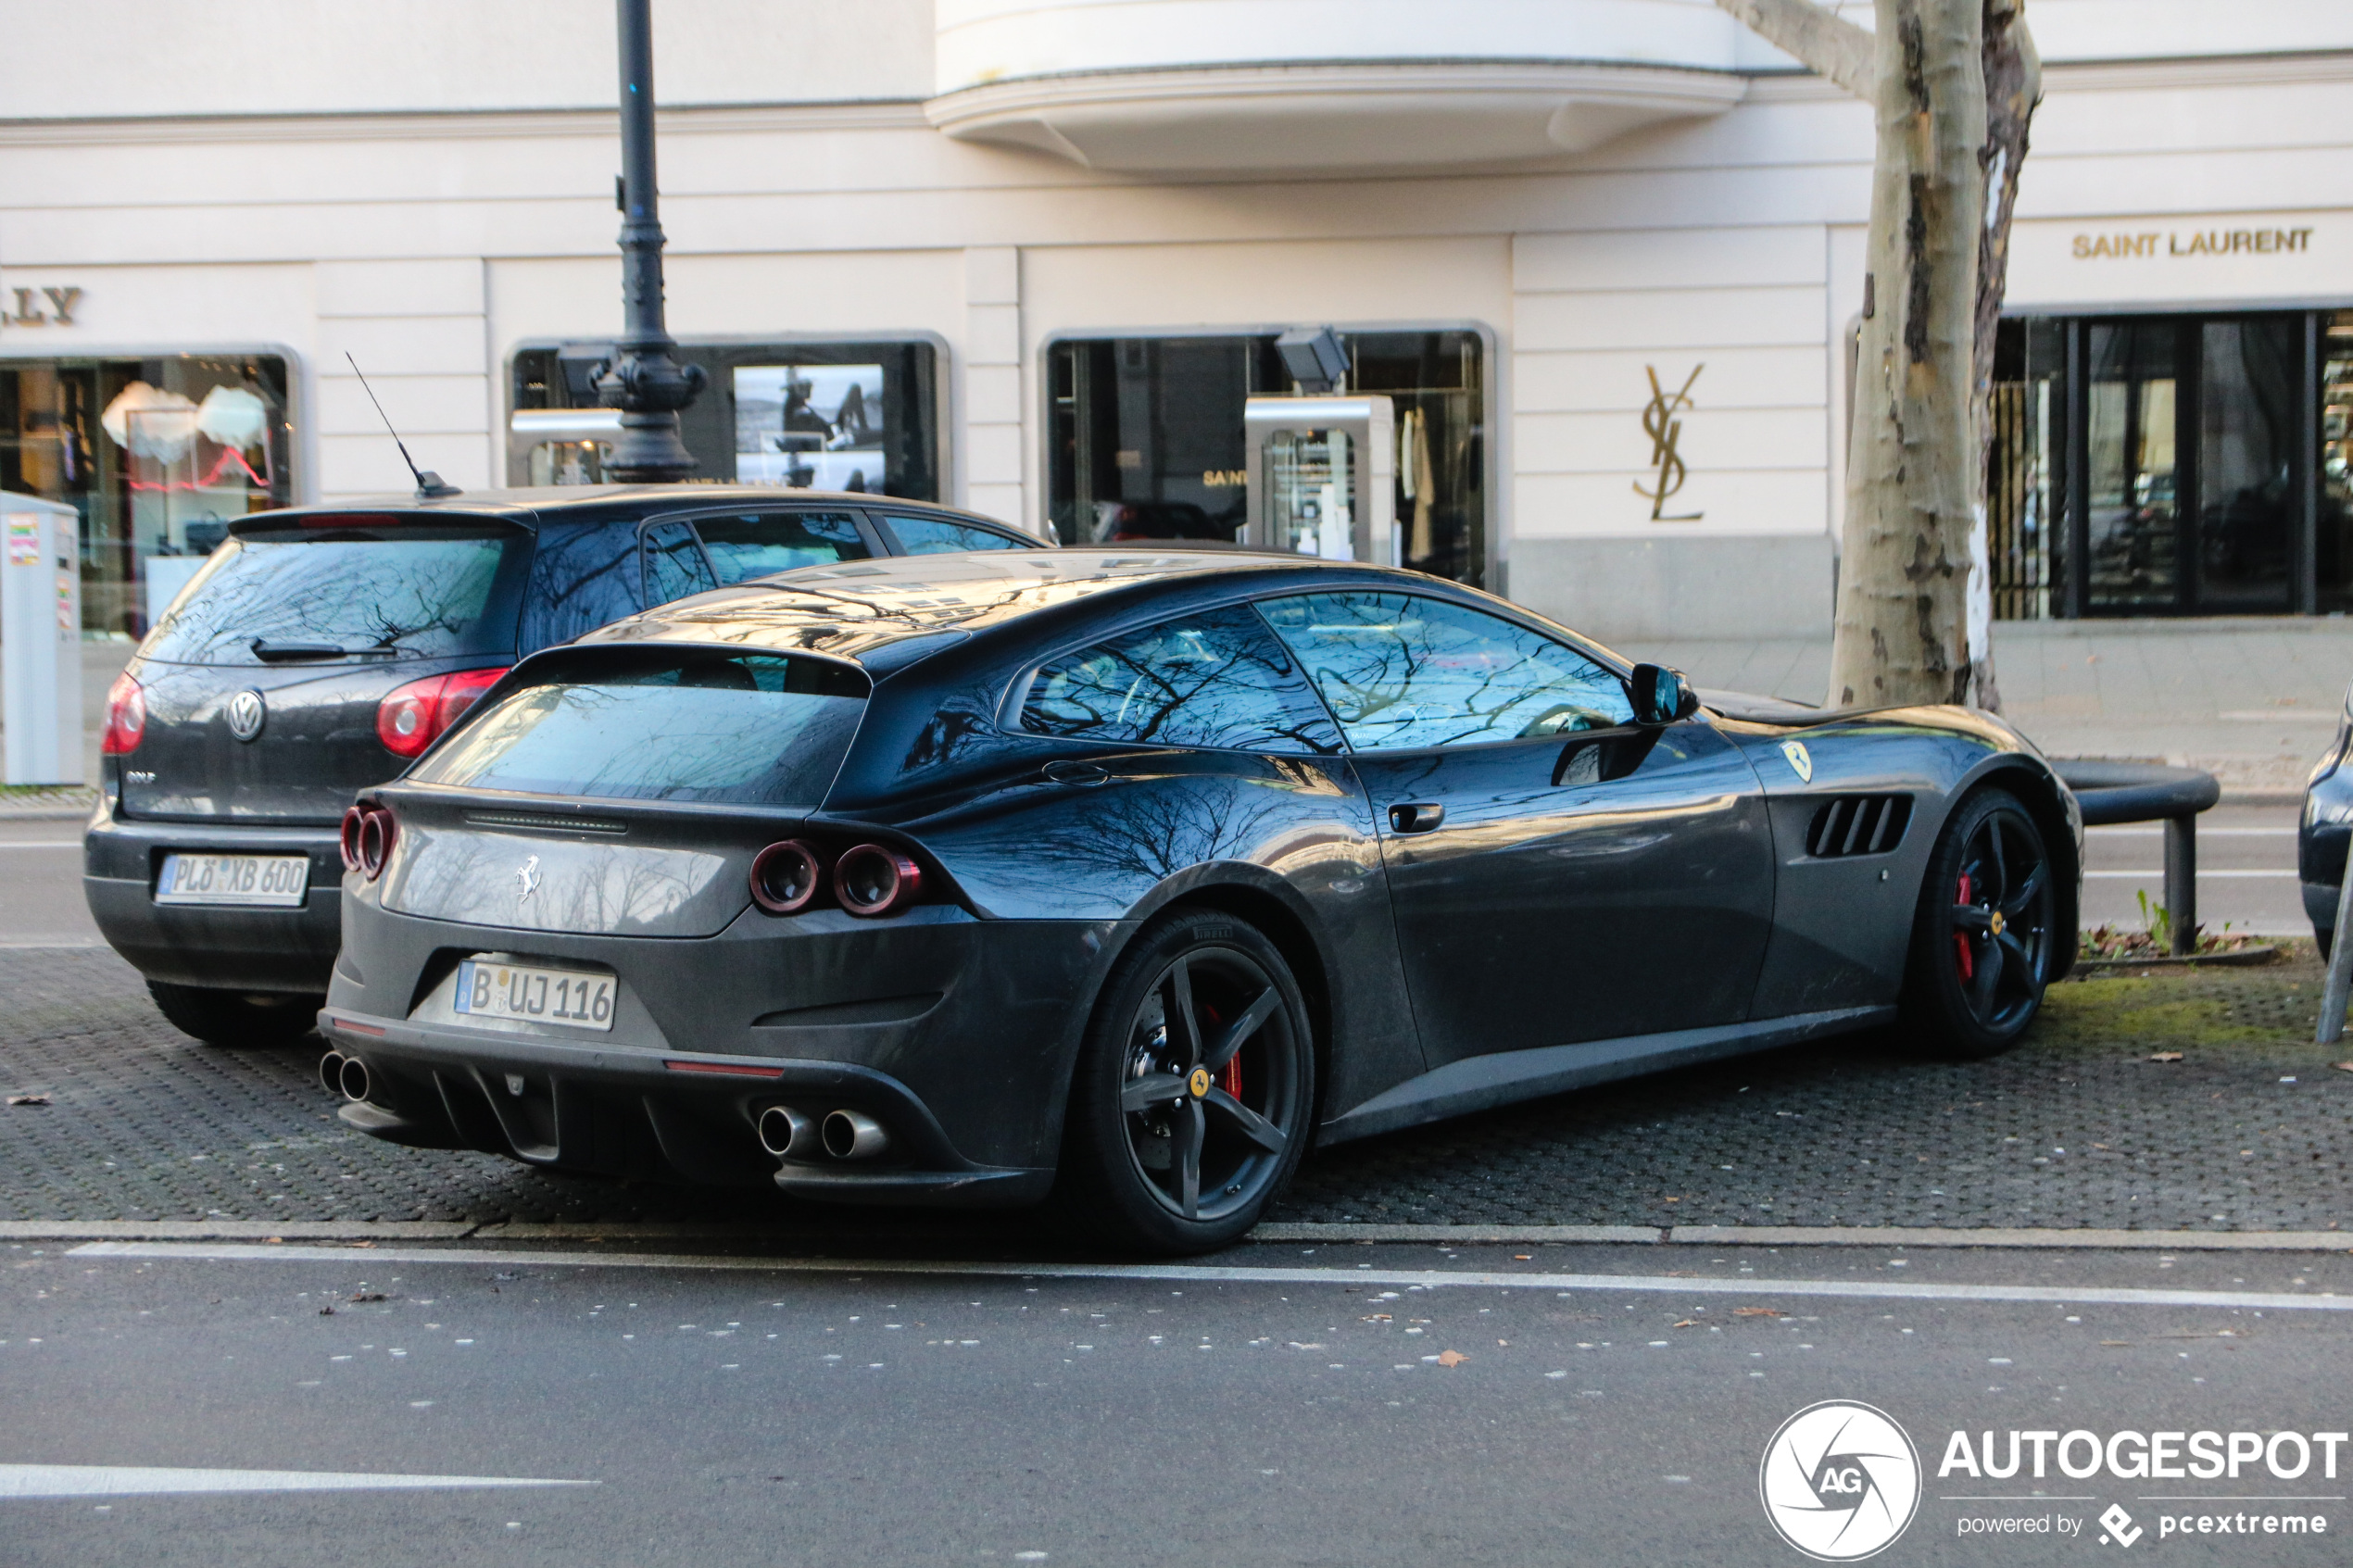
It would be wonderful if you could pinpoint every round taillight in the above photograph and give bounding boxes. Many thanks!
[101,671,146,756]
[357,808,396,880]
[749,839,825,915]
[339,805,367,872]
[834,843,920,918]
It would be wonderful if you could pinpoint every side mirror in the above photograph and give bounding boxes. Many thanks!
[1629,663,1700,726]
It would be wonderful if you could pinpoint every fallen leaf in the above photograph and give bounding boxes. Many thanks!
[5,1094,49,1107]
[2334,1062,2353,1073]
[1360,1314,1391,1323]
[2100,1340,2133,1348]
[1662,1196,1680,1203]
[1513,1255,1532,1261]
[1435,1349,1467,1367]
[1732,1308,1783,1318]
[2147,1052,2183,1063]
[348,1291,388,1303]
[1673,1320,1699,1328]
[318,1306,334,1316]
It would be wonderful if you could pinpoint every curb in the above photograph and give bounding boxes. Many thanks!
[7,1220,2350,1251]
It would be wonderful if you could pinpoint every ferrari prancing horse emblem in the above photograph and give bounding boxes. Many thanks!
[1780,740,1814,783]
[1187,1067,1212,1098]
[517,855,541,900]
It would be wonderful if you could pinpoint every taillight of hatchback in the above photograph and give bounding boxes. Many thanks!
[100,672,146,755]
[376,668,508,759]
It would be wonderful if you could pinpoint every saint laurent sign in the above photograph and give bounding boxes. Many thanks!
[2072,227,2314,260]
[1635,364,1703,522]
[0,286,82,326]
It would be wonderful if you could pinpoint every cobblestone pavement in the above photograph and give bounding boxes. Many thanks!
[4,947,2350,1232]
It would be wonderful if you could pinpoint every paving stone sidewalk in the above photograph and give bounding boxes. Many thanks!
[3,947,2349,1233]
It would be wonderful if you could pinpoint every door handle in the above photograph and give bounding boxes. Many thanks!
[1388,803,1445,834]
[1042,759,1110,786]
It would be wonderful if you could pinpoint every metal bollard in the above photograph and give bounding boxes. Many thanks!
[2163,813,2196,957]
[2318,834,2353,1046]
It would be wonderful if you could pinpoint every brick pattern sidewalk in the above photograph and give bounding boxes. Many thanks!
[4,949,2349,1232]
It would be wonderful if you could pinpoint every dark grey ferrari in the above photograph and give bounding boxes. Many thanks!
[320,551,2081,1252]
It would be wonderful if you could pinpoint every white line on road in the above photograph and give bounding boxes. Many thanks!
[0,842,78,850]
[2083,870,2296,879]
[64,1241,2353,1314]
[0,1464,593,1499]
[2086,828,2296,836]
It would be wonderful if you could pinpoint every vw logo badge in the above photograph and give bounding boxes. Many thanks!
[226,688,267,743]
[1758,1400,1919,1561]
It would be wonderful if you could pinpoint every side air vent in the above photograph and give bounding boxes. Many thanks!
[1805,794,1914,859]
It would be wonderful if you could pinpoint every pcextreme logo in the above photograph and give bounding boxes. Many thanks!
[1760,1400,1923,1561]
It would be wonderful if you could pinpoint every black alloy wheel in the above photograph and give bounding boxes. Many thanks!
[1900,788,2056,1060]
[1061,909,1314,1253]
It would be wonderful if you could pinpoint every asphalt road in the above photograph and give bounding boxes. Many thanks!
[6,1240,2352,1566]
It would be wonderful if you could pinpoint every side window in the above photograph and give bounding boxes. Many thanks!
[517,523,645,652]
[1020,604,1344,755]
[696,511,870,583]
[642,520,718,606]
[881,515,1028,555]
[1256,592,1632,750]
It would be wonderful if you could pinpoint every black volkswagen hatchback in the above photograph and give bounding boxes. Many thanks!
[321,550,2077,1253]
[83,486,1037,1045]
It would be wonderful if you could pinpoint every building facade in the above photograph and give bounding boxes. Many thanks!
[2,0,2347,646]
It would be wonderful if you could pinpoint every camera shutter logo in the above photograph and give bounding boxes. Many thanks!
[1758,1400,1920,1561]
[226,688,267,743]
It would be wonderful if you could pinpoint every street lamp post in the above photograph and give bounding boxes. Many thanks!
[597,0,704,482]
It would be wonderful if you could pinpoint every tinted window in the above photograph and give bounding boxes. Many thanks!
[141,524,527,665]
[1257,592,1630,750]
[642,520,718,605]
[518,521,642,652]
[695,511,869,583]
[414,653,867,806]
[882,515,1026,555]
[1021,604,1343,755]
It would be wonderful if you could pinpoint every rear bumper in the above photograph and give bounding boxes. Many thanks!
[320,895,1123,1206]
[82,806,343,994]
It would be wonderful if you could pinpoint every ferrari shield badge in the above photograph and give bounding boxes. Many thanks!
[1780,739,1814,783]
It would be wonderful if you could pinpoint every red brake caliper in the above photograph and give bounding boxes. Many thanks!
[1953,872,1976,980]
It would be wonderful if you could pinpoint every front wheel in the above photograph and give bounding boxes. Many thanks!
[1058,909,1315,1254]
[1898,789,2057,1060]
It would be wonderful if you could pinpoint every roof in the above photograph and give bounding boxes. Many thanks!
[571,548,1363,665]
[236,485,1006,526]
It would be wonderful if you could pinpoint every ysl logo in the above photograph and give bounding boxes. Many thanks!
[1633,363,1704,521]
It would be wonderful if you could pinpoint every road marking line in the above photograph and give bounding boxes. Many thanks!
[0,1464,592,1499]
[0,842,79,850]
[64,1241,2353,1314]
[2086,828,2295,837]
[2083,870,2296,879]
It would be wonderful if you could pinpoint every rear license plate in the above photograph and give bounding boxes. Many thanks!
[454,959,615,1032]
[155,853,311,908]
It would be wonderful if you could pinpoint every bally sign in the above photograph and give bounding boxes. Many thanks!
[0,287,82,326]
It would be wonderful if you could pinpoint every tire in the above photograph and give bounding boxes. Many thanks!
[146,981,322,1048]
[1057,909,1315,1255]
[1897,788,2057,1060]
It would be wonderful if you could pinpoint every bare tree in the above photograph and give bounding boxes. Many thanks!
[1715,0,2039,710]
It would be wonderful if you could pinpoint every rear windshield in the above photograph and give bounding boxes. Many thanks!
[410,652,868,807]
[143,523,529,665]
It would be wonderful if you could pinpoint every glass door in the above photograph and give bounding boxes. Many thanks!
[2083,320,2183,613]
[2194,318,2300,613]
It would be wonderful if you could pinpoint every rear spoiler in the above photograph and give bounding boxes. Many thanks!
[228,508,535,537]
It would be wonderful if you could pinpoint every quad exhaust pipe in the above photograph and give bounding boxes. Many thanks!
[757,1103,889,1162]
[319,1049,371,1104]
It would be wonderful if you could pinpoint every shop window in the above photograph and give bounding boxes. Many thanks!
[510,341,939,500]
[2322,312,2353,610]
[1984,320,2062,620]
[0,354,294,635]
[1047,331,1487,589]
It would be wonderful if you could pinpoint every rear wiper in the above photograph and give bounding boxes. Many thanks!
[249,637,384,661]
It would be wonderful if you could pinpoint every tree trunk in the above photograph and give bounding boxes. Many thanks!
[1826,0,1987,709]
[1965,0,2042,711]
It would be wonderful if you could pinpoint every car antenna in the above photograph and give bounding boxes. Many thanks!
[346,352,461,500]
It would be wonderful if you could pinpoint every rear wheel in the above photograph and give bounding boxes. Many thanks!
[1059,909,1315,1255]
[1898,789,2057,1060]
[146,981,321,1048]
